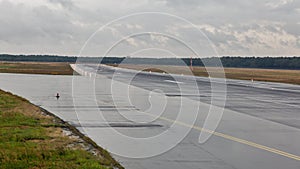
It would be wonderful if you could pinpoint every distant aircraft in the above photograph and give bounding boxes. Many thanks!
[56,93,60,100]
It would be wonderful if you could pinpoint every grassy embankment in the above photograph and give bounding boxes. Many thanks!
[0,62,74,75]
[110,64,300,85]
[0,90,123,169]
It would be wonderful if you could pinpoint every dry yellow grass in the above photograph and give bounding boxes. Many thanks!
[110,64,300,85]
[0,62,74,75]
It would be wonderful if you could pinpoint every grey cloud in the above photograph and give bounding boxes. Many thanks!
[48,0,74,9]
[0,0,299,56]
[0,1,72,42]
[0,0,87,55]
[200,29,236,46]
[297,38,300,48]
[283,23,300,36]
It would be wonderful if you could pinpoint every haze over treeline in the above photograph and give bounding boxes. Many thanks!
[1,54,300,70]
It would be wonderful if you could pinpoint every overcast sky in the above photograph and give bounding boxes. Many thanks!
[0,0,299,57]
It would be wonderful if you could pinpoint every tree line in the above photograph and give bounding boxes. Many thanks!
[1,54,300,69]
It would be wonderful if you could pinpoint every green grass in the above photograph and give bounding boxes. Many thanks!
[0,90,122,169]
[0,65,16,69]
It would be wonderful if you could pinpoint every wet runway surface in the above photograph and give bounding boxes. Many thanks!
[0,64,300,169]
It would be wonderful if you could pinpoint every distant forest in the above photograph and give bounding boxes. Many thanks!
[1,54,300,69]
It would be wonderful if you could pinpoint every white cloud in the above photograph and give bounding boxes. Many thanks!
[150,33,169,45]
[125,38,138,47]
[265,0,294,9]
[197,24,217,35]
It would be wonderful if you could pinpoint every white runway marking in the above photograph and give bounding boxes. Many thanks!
[164,80,184,84]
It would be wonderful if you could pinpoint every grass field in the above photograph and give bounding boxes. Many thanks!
[0,62,74,75]
[0,90,122,169]
[109,64,300,85]
[1,62,299,85]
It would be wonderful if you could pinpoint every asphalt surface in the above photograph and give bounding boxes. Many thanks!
[0,64,300,169]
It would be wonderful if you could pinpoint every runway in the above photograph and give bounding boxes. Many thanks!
[0,64,300,169]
